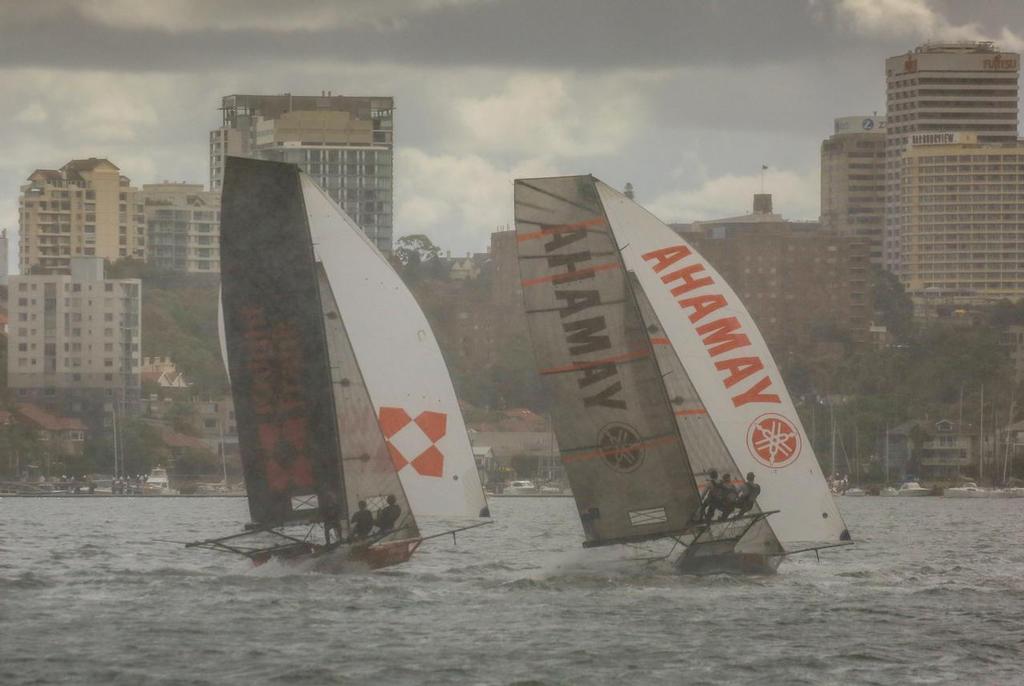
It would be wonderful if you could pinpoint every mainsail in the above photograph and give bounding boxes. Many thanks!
[299,176,489,519]
[593,180,848,550]
[318,266,418,540]
[514,177,702,546]
[220,157,345,526]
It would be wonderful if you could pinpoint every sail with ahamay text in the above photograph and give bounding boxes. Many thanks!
[514,177,702,547]
[595,180,848,551]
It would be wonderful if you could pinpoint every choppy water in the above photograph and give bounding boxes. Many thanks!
[1,496,1022,685]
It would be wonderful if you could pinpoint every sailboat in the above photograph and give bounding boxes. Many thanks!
[513,175,850,574]
[188,157,488,569]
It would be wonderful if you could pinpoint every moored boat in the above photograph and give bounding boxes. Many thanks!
[896,481,931,496]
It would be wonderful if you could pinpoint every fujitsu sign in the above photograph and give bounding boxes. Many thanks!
[984,54,1018,71]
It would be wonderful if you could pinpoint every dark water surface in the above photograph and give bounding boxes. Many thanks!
[1,496,1022,685]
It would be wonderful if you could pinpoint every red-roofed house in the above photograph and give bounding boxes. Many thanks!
[15,403,87,457]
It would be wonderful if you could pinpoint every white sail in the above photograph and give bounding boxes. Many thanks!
[300,175,489,519]
[594,181,848,549]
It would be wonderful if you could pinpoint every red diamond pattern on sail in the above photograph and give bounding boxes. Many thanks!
[379,407,447,478]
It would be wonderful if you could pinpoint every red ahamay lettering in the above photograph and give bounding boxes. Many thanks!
[240,306,316,492]
[641,246,780,407]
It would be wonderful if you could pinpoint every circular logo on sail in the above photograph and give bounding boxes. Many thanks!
[746,413,801,468]
[598,423,645,473]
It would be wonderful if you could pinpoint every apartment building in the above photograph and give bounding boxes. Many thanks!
[19,159,146,274]
[7,257,142,427]
[142,183,221,273]
[821,115,886,264]
[900,135,1024,302]
[884,41,1020,272]
[210,93,395,252]
[672,194,871,361]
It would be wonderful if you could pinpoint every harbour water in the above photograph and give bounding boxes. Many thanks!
[2,496,1022,685]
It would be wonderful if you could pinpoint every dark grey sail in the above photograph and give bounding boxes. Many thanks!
[629,273,784,559]
[220,157,345,527]
[514,176,702,546]
[317,265,418,540]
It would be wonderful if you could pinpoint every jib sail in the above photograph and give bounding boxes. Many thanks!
[220,157,345,526]
[300,175,489,519]
[317,265,419,540]
[630,273,784,558]
[514,176,702,547]
[594,181,849,550]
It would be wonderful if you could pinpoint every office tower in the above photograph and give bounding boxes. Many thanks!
[142,183,221,273]
[19,158,146,274]
[210,93,395,252]
[821,115,886,264]
[884,42,1020,272]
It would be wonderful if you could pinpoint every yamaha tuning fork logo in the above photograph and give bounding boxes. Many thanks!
[746,413,801,469]
[598,422,646,473]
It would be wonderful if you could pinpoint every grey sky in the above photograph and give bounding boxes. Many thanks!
[2,0,1022,263]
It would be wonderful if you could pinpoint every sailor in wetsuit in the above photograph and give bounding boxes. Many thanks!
[734,472,761,517]
[715,473,739,520]
[322,500,344,545]
[701,469,721,521]
[350,500,374,540]
[375,494,402,534]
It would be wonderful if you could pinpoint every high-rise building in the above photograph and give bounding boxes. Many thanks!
[821,115,886,264]
[210,93,395,252]
[900,135,1024,302]
[7,257,142,429]
[19,158,146,274]
[142,183,221,273]
[884,42,1020,272]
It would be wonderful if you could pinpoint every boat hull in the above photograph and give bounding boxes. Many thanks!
[252,538,421,572]
[674,552,782,576]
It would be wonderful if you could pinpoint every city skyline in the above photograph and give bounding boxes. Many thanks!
[2,1,1024,270]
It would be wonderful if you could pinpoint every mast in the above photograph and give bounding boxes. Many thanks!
[980,384,985,485]
[884,423,890,486]
[219,418,227,485]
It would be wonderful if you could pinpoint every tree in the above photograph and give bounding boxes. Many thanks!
[871,267,914,340]
[394,234,442,268]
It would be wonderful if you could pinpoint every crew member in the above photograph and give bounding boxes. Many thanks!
[701,469,721,521]
[350,500,374,540]
[375,494,402,533]
[715,473,739,520]
[734,472,761,517]
[322,500,344,545]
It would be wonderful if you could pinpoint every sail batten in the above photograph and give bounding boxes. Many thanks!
[515,176,702,547]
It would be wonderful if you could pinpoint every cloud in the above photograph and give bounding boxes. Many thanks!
[646,168,821,224]
[834,0,1024,50]
[454,72,663,158]
[396,148,557,251]
[2,0,487,34]
[13,102,48,124]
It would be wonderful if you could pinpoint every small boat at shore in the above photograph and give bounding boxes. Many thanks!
[897,481,931,497]
[944,482,990,498]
